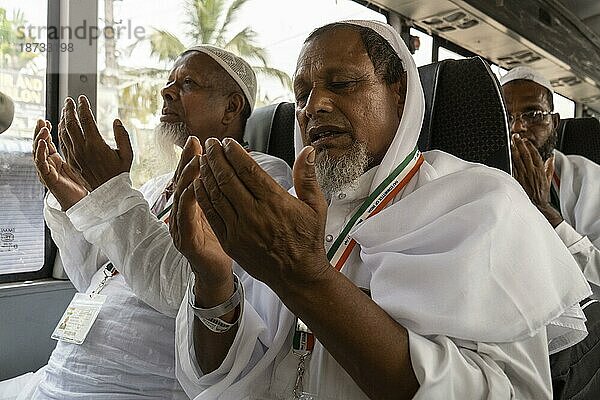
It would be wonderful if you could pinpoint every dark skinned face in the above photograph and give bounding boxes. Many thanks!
[503,80,560,161]
[294,27,405,169]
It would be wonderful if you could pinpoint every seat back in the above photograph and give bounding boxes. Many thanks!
[244,101,295,168]
[418,57,512,174]
[557,117,600,164]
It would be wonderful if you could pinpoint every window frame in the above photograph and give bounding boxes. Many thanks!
[1,0,98,283]
[0,1,60,283]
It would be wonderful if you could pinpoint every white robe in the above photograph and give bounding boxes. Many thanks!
[553,150,600,293]
[9,151,291,399]
[175,151,590,400]
[15,174,187,400]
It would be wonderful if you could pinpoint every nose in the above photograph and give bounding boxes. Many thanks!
[509,115,527,135]
[160,81,178,102]
[304,87,334,119]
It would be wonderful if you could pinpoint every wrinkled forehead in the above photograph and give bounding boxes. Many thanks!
[294,27,372,83]
[169,52,224,79]
[503,80,552,110]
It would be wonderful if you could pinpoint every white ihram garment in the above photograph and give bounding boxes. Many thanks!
[552,150,600,295]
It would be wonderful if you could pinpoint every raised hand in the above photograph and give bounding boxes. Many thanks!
[193,138,330,292]
[33,119,88,211]
[61,95,134,190]
[169,137,233,295]
[511,133,562,227]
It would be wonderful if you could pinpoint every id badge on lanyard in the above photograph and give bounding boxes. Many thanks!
[291,147,424,399]
[51,263,118,345]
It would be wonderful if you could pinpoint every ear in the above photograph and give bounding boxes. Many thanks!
[222,92,246,125]
[392,71,408,119]
[551,112,560,131]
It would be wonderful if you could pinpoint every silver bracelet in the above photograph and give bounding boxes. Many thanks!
[187,273,244,333]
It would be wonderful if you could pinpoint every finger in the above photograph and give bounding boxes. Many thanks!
[198,151,238,226]
[58,115,76,168]
[34,140,51,177]
[40,121,58,156]
[193,176,226,241]
[179,183,199,231]
[169,183,180,243]
[34,126,51,157]
[220,138,283,201]
[544,155,555,185]
[523,139,544,169]
[514,137,537,189]
[63,97,85,150]
[174,136,203,183]
[510,142,527,186]
[33,120,46,155]
[113,119,134,167]
[77,95,103,145]
[175,155,201,200]
[293,146,327,215]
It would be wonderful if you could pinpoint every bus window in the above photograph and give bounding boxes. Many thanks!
[95,0,387,188]
[438,46,466,61]
[410,27,433,67]
[554,92,575,119]
[0,0,47,276]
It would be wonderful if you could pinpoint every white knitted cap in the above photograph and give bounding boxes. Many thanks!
[499,66,554,94]
[184,45,257,112]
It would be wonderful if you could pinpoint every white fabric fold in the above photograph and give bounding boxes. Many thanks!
[352,151,590,343]
[553,150,600,290]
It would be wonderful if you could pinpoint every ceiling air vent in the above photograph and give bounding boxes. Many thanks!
[422,10,479,33]
[550,76,582,87]
[580,94,600,103]
[497,50,542,66]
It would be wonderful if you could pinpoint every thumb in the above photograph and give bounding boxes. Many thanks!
[113,119,134,167]
[293,146,327,215]
[544,155,555,184]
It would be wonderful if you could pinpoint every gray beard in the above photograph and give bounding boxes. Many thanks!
[538,129,558,161]
[154,122,189,169]
[315,141,370,200]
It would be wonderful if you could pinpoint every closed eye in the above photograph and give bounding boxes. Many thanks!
[329,81,357,90]
[295,92,309,106]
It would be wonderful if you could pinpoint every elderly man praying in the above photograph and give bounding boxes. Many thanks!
[171,21,590,400]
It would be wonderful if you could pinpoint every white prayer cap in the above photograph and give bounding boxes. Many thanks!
[184,45,257,112]
[499,66,554,94]
[0,91,14,134]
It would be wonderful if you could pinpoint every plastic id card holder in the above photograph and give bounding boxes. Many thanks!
[51,293,106,344]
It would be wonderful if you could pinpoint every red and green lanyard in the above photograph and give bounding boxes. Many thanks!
[292,146,424,397]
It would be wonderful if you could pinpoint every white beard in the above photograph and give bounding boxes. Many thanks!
[314,141,370,200]
[154,122,188,169]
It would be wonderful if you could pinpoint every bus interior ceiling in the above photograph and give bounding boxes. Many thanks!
[373,0,600,113]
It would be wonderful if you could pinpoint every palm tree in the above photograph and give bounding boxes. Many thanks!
[131,0,292,98]
[0,8,38,70]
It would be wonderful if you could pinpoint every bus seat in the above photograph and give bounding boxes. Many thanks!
[417,56,512,174]
[557,117,600,164]
[244,101,296,168]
